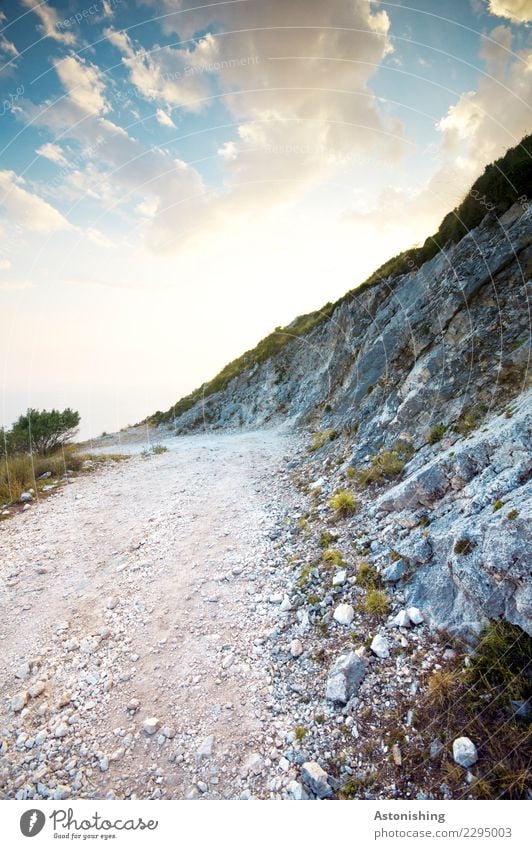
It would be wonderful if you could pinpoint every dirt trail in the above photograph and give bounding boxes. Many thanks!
[0,429,299,800]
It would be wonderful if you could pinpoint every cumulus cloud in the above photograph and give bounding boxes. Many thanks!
[0,170,71,232]
[105,28,209,112]
[21,0,76,45]
[53,55,109,116]
[489,0,532,23]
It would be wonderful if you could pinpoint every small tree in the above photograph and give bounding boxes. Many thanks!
[10,408,80,455]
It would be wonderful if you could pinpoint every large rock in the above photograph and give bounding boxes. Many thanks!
[300,762,332,799]
[333,603,354,626]
[325,651,366,704]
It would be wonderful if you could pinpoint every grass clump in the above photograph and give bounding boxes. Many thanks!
[322,548,344,566]
[454,408,484,437]
[319,530,338,548]
[413,621,532,799]
[362,589,390,616]
[329,489,358,515]
[355,442,414,488]
[506,509,519,520]
[493,499,504,512]
[294,726,308,743]
[309,429,338,452]
[454,538,475,555]
[428,423,447,444]
[152,443,168,454]
[355,561,383,590]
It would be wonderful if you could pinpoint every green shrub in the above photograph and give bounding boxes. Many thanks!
[355,561,383,590]
[294,726,308,742]
[319,530,338,548]
[362,589,390,616]
[152,444,168,455]
[355,443,413,487]
[428,423,446,444]
[329,489,358,515]
[322,548,344,565]
[8,408,80,455]
[309,429,338,451]
[493,499,504,512]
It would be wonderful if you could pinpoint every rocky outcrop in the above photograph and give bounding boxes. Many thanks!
[166,203,531,637]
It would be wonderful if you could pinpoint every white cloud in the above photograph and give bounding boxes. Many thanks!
[21,0,76,45]
[489,0,532,23]
[156,108,176,128]
[0,33,19,59]
[0,170,71,232]
[105,28,209,112]
[53,55,109,116]
[36,142,68,166]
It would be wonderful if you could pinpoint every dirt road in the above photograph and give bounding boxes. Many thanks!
[0,429,300,800]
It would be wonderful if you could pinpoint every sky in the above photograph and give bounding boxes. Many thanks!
[0,0,531,439]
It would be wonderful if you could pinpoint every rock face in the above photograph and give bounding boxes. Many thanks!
[325,652,367,704]
[165,202,531,639]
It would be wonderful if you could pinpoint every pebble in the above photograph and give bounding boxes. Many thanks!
[333,603,354,626]
[142,717,161,735]
[452,737,478,768]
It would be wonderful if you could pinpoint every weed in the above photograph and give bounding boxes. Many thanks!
[362,589,390,616]
[354,442,413,487]
[428,423,446,444]
[322,548,344,566]
[309,429,338,452]
[454,538,475,555]
[319,530,338,548]
[294,726,308,743]
[152,444,168,455]
[506,509,519,520]
[329,489,358,515]
[493,499,504,512]
[355,561,383,590]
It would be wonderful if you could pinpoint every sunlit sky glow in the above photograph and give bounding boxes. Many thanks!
[0,0,530,437]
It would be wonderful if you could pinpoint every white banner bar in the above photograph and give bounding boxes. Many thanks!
[1,799,529,848]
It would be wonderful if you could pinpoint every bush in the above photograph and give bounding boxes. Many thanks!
[329,489,358,515]
[8,408,80,455]
[355,442,413,487]
[362,589,390,616]
[355,561,383,590]
[319,530,338,548]
[152,444,168,454]
[428,423,446,444]
[322,548,344,566]
[309,429,338,451]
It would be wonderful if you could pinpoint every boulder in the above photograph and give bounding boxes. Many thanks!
[325,651,366,704]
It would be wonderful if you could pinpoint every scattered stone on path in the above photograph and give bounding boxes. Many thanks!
[300,761,332,799]
[333,603,354,626]
[325,652,366,704]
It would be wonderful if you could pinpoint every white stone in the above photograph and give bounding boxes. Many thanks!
[452,736,478,768]
[333,603,354,626]
[15,662,31,681]
[332,569,347,586]
[142,717,161,735]
[406,606,424,625]
[393,610,411,628]
[11,691,28,712]
[196,735,214,760]
[290,639,304,658]
[300,761,332,799]
[370,633,390,659]
[286,779,307,800]
[279,595,292,612]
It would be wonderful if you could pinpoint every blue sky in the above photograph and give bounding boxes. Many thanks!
[0,0,530,437]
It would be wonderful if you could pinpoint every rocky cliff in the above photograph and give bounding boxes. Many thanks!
[159,154,531,640]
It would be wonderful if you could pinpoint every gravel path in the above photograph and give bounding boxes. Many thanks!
[0,429,301,800]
